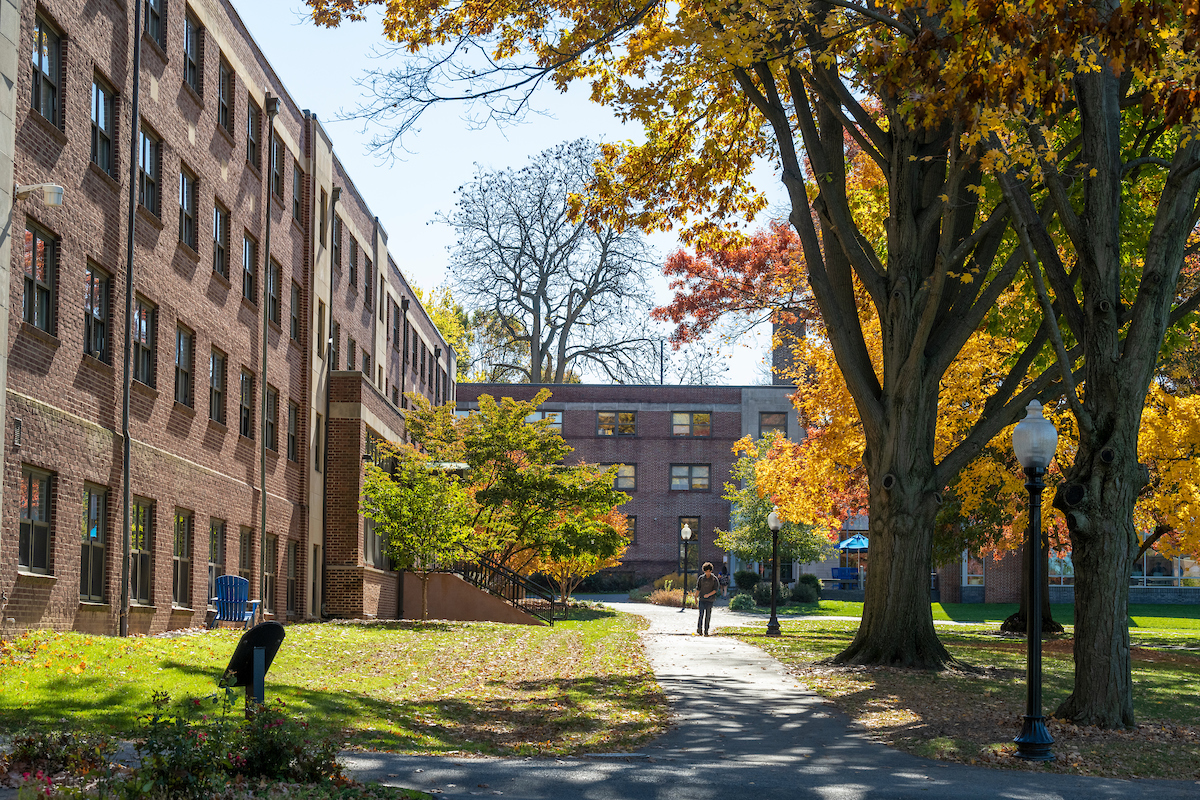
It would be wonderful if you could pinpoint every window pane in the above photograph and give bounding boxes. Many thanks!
[672,412,690,436]
[618,412,636,435]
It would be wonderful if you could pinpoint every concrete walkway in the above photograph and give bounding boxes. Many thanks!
[344,600,1200,799]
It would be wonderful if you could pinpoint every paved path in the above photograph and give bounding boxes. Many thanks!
[344,600,1200,799]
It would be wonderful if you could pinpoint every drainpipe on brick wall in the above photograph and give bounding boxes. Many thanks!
[260,94,280,614]
[119,0,145,638]
[321,187,342,619]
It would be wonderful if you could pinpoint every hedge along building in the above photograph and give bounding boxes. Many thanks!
[1,0,455,635]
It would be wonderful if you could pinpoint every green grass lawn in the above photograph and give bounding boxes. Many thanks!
[731,618,1200,780]
[0,609,667,757]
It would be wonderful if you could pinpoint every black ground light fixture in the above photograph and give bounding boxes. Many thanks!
[1011,399,1058,762]
[767,507,782,637]
[679,523,693,612]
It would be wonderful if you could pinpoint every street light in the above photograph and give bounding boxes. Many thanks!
[1011,399,1057,762]
[766,507,782,637]
[679,524,693,613]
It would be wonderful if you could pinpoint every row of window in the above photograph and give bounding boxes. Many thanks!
[506,410,790,438]
[22,468,299,614]
[608,464,713,492]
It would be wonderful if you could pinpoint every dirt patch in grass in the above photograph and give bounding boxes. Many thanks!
[734,619,1200,780]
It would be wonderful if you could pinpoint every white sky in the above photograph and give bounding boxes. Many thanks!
[228,1,786,384]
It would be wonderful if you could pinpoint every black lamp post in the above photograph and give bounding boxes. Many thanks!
[766,507,782,637]
[1012,400,1057,762]
[679,523,693,613]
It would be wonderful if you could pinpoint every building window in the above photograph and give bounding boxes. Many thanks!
[317,302,326,358]
[175,326,193,406]
[348,337,357,371]
[132,297,155,386]
[349,239,358,288]
[19,467,52,574]
[139,125,161,215]
[84,263,109,362]
[271,136,284,198]
[23,223,56,333]
[208,519,225,604]
[242,234,257,302]
[331,216,342,266]
[218,59,232,132]
[319,190,328,246]
[247,98,261,169]
[264,535,277,614]
[627,516,637,545]
[365,261,373,307]
[759,411,788,438]
[330,321,340,369]
[362,352,371,378]
[314,413,323,471]
[672,411,711,437]
[266,386,278,451]
[365,518,385,569]
[290,281,301,340]
[679,517,700,572]
[91,76,115,175]
[598,411,636,436]
[293,161,303,221]
[130,498,152,605]
[287,400,299,461]
[173,509,193,607]
[963,551,985,587]
[213,202,230,277]
[239,370,254,439]
[523,411,562,431]
[179,166,198,250]
[209,349,226,423]
[31,15,60,125]
[671,464,711,492]
[286,540,298,614]
[419,343,426,382]
[81,486,107,602]
[183,11,202,94]
[144,0,164,47]
[379,277,385,321]
[267,259,281,325]
[613,464,636,491]
[238,526,252,581]
[392,301,401,348]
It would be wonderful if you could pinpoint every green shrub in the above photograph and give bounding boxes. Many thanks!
[231,701,343,783]
[733,570,760,592]
[628,586,652,602]
[5,725,116,776]
[752,581,787,606]
[134,692,229,799]
[729,593,756,611]
[791,582,819,604]
[653,572,688,591]
[650,588,694,608]
[794,574,822,601]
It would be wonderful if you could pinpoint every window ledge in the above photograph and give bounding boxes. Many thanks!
[136,203,164,230]
[291,215,304,234]
[211,268,231,289]
[241,296,259,314]
[238,433,255,445]
[130,604,157,612]
[25,107,67,146]
[79,602,111,611]
[87,161,120,191]
[215,122,235,147]
[16,570,55,583]
[181,81,204,108]
[81,352,114,375]
[172,401,195,417]
[131,379,158,399]
[141,32,168,65]
[20,321,60,350]
[208,417,227,432]
[246,160,262,180]
[177,240,201,262]
[171,605,195,613]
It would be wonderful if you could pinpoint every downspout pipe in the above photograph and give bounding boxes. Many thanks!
[321,187,342,619]
[396,294,410,622]
[260,94,280,613]
[119,0,145,638]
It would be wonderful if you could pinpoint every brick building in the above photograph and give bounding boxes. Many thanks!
[1,0,455,634]
[455,383,800,583]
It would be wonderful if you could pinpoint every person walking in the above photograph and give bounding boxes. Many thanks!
[696,562,720,636]
[718,563,730,599]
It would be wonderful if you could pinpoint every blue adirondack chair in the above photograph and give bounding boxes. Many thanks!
[210,575,260,629]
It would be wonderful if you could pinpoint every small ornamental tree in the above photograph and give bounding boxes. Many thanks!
[360,443,473,620]
[715,434,837,568]
[529,508,630,604]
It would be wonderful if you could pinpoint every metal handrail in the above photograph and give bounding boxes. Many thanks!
[456,551,556,625]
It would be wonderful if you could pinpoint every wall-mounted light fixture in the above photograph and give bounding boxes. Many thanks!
[15,183,65,206]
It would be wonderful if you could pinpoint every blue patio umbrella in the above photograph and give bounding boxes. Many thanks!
[836,534,869,588]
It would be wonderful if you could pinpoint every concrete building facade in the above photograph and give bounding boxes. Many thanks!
[2,0,454,634]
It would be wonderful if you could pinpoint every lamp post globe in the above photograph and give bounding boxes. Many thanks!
[679,524,693,613]
[766,507,783,637]
[1012,400,1056,762]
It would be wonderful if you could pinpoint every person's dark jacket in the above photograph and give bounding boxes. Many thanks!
[696,572,720,602]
